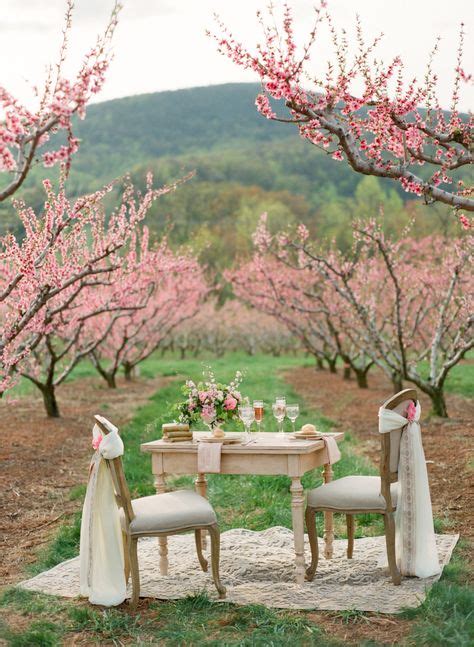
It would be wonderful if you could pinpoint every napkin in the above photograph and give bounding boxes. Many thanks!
[197,441,222,473]
[321,435,341,464]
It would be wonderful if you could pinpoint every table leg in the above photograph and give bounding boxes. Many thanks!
[323,463,334,559]
[154,474,169,575]
[195,473,208,550]
[290,476,305,586]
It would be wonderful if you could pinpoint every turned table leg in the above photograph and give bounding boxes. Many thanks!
[323,463,334,559]
[154,473,169,575]
[195,473,208,550]
[290,476,306,586]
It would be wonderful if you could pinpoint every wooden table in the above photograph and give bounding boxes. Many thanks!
[141,431,344,585]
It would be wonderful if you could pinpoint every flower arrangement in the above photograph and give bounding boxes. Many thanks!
[174,367,244,431]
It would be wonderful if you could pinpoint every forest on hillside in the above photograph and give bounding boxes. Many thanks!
[0,83,462,276]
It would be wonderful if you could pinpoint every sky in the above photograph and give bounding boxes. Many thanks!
[1,0,473,111]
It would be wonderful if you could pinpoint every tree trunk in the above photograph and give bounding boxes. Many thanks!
[343,364,351,380]
[106,373,117,389]
[123,363,133,381]
[391,374,403,393]
[327,358,337,373]
[179,347,186,360]
[355,369,369,389]
[41,384,60,417]
[315,357,324,371]
[430,389,448,417]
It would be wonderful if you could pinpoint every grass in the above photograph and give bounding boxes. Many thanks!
[1,352,473,646]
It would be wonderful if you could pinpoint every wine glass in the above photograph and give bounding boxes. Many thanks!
[286,404,300,434]
[253,400,264,434]
[272,400,286,434]
[239,405,255,440]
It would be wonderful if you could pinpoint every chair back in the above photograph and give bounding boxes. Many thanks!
[94,416,135,528]
[379,388,417,509]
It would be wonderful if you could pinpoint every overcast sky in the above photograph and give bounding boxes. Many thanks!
[2,0,473,111]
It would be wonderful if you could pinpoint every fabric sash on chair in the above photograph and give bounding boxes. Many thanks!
[378,401,440,578]
[79,416,127,606]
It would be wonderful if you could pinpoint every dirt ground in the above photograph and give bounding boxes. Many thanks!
[0,367,472,646]
[0,376,166,585]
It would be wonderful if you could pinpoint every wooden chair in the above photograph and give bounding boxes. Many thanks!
[94,416,226,609]
[305,388,418,586]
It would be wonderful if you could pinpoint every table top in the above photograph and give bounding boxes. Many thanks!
[141,431,344,455]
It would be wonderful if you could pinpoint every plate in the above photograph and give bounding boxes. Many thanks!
[198,436,243,444]
[289,434,323,441]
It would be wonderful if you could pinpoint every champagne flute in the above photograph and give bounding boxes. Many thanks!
[272,400,286,434]
[286,404,300,434]
[253,400,264,434]
[239,405,255,440]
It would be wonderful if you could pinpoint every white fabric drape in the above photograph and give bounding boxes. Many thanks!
[378,401,440,578]
[79,417,127,606]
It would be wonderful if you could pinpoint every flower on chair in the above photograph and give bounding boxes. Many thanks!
[92,433,103,450]
[406,401,417,423]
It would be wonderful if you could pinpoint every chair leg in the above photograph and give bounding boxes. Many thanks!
[346,514,354,559]
[129,537,140,609]
[195,529,208,572]
[122,531,131,584]
[383,512,401,585]
[208,524,226,599]
[305,507,319,581]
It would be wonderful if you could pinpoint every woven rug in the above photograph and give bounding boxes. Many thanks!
[19,527,458,613]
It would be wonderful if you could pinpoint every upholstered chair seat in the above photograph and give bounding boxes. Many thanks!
[121,490,217,535]
[307,476,398,512]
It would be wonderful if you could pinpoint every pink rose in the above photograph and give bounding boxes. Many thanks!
[199,391,209,403]
[406,401,417,422]
[224,395,237,411]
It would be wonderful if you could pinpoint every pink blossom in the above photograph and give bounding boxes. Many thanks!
[199,391,209,403]
[201,404,216,423]
[224,395,237,410]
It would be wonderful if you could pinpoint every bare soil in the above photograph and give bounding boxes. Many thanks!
[0,376,166,585]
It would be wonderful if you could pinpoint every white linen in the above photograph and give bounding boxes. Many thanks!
[79,416,127,606]
[197,441,222,473]
[321,434,341,465]
[378,401,440,578]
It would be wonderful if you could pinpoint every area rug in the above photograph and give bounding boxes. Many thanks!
[18,527,458,613]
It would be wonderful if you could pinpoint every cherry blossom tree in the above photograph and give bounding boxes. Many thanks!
[0,173,184,394]
[212,2,473,219]
[89,251,208,388]
[0,0,120,201]
[252,216,473,416]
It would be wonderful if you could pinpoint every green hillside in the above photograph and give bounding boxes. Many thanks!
[0,83,460,263]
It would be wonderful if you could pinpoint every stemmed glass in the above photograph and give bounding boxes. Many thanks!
[239,405,255,440]
[253,400,264,434]
[286,404,300,434]
[272,397,286,434]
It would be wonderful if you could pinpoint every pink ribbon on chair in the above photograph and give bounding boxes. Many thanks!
[321,434,341,465]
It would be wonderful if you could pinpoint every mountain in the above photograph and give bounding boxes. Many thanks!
[0,83,459,259]
[71,83,294,183]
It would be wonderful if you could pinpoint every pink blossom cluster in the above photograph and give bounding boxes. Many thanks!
[0,173,185,393]
[211,3,473,215]
[0,0,119,201]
